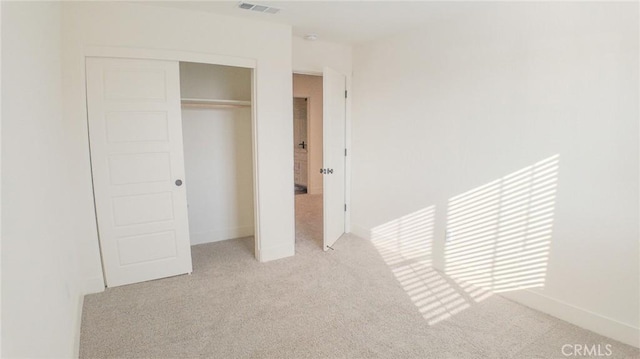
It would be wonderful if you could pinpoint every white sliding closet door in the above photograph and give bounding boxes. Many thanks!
[86,57,192,287]
[322,67,347,250]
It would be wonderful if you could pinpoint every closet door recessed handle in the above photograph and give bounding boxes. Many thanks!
[175,179,183,187]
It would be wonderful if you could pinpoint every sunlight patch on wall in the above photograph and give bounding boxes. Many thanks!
[371,206,485,324]
[371,206,435,266]
[444,155,560,294]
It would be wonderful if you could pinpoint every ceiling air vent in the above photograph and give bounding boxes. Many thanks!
[238,2,280,14]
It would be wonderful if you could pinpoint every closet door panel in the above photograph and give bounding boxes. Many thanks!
[86,57,192,287]
[105,111,169,143]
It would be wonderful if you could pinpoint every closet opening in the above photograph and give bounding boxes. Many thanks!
[180,62,256,256]
[293,73,324,251]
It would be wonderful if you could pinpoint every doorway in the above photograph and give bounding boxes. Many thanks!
[293,73,324,250]
[179,62,255,249]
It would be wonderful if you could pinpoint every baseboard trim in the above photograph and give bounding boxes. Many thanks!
[259,243,295,262]
[349,223,370,240]
[83,276,105,294]
[190,226,254,246]
[73,293,84,358]
[501,289,639,348]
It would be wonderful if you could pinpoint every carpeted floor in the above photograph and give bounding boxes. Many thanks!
[80,194,639,358]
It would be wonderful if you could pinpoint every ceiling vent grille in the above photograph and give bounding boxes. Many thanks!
[238,2,280,14]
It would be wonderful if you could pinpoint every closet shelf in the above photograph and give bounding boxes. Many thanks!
[181,98,252,108]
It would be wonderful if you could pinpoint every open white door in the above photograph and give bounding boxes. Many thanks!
[322,67,347,251]
[86,57,192,287]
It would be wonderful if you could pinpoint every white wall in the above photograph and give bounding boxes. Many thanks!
[1,2,3,356]
[60,1,295,292]
[180,63,254,245]
[293,74,323,194]
[351,2,639,346]
[180,62,251,101]
[2,2,83,357]
[292,36,352,76]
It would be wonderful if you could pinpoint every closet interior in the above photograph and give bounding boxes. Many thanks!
[179,62,255,248]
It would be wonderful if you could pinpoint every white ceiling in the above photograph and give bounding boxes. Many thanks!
[137,1,469,45]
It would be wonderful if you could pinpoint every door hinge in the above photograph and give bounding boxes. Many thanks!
[345,90,348,98]
[345,148,347,156]
[344,204,347,211]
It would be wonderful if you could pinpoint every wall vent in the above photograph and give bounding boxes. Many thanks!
[238,2,281,14]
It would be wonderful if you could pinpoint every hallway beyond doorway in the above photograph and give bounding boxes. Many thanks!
[295,194,323,252]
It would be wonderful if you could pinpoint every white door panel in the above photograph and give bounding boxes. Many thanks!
[105,111,169,143]
[86,57,192,287]
[323,67,346,250]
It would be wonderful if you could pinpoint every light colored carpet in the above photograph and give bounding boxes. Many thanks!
[80,194,638,358]
[294,193,323,253]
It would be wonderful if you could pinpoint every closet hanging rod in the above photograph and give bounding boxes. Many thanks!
[181,98,252,108]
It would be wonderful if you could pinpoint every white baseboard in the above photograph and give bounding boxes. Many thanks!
[73,293,84,358]
[501,289,639,348]
[349,223,370,240]
[190,226,254,245]
[259,243,295,262]
[83,275,105,294]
